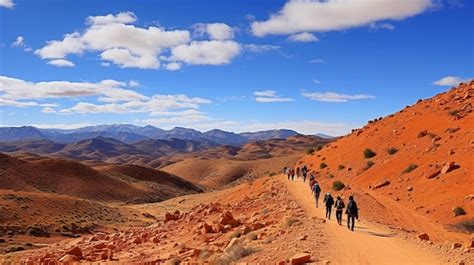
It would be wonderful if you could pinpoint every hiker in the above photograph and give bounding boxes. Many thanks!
[296,167,300,179]
[309,173,315,189]
[311,181,321,208]
[291,168,295,181]
[302,165,308,182]
[286,167,291,180]
[283,166,287,175]
[323,192,334,219]
[335,196,345,225]
[346,195,359,231]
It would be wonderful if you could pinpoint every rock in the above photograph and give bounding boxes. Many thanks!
[466,195,474,201]
[298,235,307,241]
[202,223,214,234]
[466,238,474,248]
[58,254,79,262]
[424,167,441,179]
[290,253,311,264]
[417,233,430,241]
[441,162,456,174]
[452,242,462,249]
[445,127,460,134]
[418,130,428,138]
[219,211,240,227]
[27,226,49,237]
[164,212,180,222]
[407,186,413,192]
[257,232,267,240]
[373,180,390,189]
[65,246,83,257]
[241,225,252,235]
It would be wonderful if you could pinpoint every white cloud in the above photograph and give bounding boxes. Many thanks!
[86,11,137,25]
[34,12,246,70]
[0,75,145,102]
[251,0,433,36]
[11,36,24,47]
[432,76,470,86]
[128,80,140,87]
[0,0,14,8]
[47,59,75,67]
[309,58,326,64]
[0,98,55,108]
[194,23,235,40]
[254,90,294,103]
[35,12,190,69]
[313,79,321,84]
[288,32,318,42]
[301,91,375,102]
[244,44,280,53]
[170,40,240,65]
[369,22,395,30]
[165,62,182,71]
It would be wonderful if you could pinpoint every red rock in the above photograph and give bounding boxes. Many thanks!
[290,253,311,264]
[65,246,82,257]
[441,161,456,174]
[241,225,252,234]
[452,242,462,249]
[250,223,265,230]
[417,233,430,241]
[164,212,180,222]
[299,235,307,241]
[418,130,428,138]
[93,242,107,249]
[466,238,474,248]
[257,232,267,240]
[373,180,390,189]
[424,167,441,179]
[58,254,79,262]
[202,223,214,234]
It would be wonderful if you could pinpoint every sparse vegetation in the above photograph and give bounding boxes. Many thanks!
[247,232,258,240]
[306,148,315,155]
[387,147,398,155]
[268,172,277,177]
[338,164,345,170]
[320,162,327,169]
[363,148,376,159]
[283,216,299,227]
[328,173,335,179]
[403,164,418,174]
[332,180,345,191]
[316,145,323,151]
[364,161,375,171]
[449,109,462,116]
[209,241,257,265]
[261,207,269,215]
[453,207,466,217]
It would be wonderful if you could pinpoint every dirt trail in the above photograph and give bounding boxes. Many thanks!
[281,175,446,265]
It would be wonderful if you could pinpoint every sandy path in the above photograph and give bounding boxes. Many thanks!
[280,175,445,265]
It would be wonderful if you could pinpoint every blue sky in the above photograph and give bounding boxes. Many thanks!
[0,0,472,135]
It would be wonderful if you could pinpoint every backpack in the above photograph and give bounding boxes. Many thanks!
[336,200,345,209]
[347,200,358,214]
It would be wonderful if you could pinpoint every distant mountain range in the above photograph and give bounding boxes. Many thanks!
[0,125,322,145]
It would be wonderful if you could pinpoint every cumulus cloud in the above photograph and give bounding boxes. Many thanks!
[288,32,318,42]
[0,0,14,8]
[251,0,433,36]
[47,59,75,67]
[301,91,375,102]
[34,12,245,70]
[194,23,235,40]
[432,76,470,86]
[11,36,24,47]
[254,90,294,103]
[170,40,240,65]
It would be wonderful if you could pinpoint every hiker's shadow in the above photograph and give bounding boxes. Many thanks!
[356,226,396,237]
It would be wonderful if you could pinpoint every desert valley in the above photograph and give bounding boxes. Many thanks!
[0,81,472,264]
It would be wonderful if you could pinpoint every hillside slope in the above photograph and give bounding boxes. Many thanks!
[299,81,473,233]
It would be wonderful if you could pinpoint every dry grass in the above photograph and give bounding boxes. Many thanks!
[208,241,257,265]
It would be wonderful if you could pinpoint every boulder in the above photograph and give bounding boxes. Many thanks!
[202,223,214,234]
[164,212,180,222]
[58,254,79,263]
[417,233,430,241]
[290,253,311,264]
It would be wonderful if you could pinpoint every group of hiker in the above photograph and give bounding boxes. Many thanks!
[283,165,359,231]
